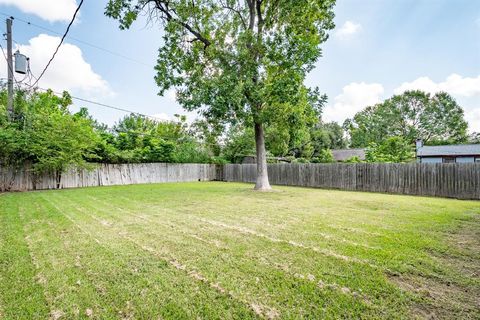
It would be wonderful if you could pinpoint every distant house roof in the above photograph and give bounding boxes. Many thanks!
[417,144,480,157]
[331,148,366,161]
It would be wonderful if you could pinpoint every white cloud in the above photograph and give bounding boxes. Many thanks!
[335,21,362,39]
[394,74,480,97]
[323,82,384,123]
[0,0,78,23]
[151,113,171,122]
[1,34,112,97]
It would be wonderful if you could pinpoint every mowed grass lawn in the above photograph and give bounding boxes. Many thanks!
[1,182,479,319]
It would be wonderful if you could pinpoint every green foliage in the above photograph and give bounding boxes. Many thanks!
[468,132,480,144]
[0,90,98,175]
[291,157,310,163]
[105,0,336,170]
[365,136,414,163]
[222,125,256,163]
[105,114,217,164]
[344,156,363,163]
[310,121,346,156]
[311,149,335,163]
[190,119,223,157]
[0,89,228,175]
[345,91,468,147]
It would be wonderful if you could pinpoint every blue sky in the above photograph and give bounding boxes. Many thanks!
[1,0,479,131]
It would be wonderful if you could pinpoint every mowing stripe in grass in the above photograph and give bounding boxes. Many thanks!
[26,182,479,318]
[121,231,280,319]
[86,187,381,240]
[22,196,136,318]
[54,194,298,318]
[194,216,377,266]
[0,195,50,319]
[70,188,428,277]
[113,193,384,249]
[39,194,262,319]
[75,191,390,278]
[86,194,230,249]
[18,206,57,319]
[52,190,390,318]
[77,191,381,273]
[89,192,378,263]
[82,196,371,300]
[106,185,475,279]
[92,191,383,259]
[59,196,283,319]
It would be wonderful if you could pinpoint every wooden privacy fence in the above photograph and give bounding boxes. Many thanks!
[0,163,218,192]
[2,162,479,199]
[223,163,480,200]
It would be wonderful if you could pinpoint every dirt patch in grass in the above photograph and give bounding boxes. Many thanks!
[388,215,480,319]
[389,273,479,319]
[448,215,480,256]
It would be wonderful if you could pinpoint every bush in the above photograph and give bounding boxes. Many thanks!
[311,149,335,163]
[344,156,363,163]
[291,157,310,163]
[365,136,414,163]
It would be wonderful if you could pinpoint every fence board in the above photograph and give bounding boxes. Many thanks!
[2,162,479,199]
[0,163,218,192]
[224,163,480,200]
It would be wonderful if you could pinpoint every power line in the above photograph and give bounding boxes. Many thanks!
[0,80,163,121]
[35,86,166,121]
[31,0,84,87]
[0,40,161,121]
[1,81,177,137]
[0,10,163,123]
[0,12,151,68]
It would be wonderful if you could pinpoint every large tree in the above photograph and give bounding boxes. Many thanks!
[105,0,335,190]
[344,90,468,147]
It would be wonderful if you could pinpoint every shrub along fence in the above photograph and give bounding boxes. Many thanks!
[223,163,480,200]
[1,162,479,200]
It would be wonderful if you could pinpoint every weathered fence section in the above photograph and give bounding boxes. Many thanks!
[2,162,479,199]
[0,163,218,192]
[223,163,480,200]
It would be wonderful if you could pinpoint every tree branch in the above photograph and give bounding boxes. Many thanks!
[153,0,211,48]
[246,0,256,30]
[219,0,247,29]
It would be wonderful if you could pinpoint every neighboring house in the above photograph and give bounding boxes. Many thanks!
[331,148,366,162]
[416,140,480,163]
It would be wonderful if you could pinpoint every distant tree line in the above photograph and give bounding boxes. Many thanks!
[0,88,477,179]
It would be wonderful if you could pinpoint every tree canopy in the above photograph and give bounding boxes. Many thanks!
[344,90,468,148]
[105,0,336,189]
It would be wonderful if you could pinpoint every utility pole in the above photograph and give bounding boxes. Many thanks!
[6,17,13,117]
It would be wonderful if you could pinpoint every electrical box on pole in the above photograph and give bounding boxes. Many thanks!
[14,51,27,74]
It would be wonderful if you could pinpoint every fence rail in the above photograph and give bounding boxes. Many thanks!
[1,163,479,200]
[223,163,480,200]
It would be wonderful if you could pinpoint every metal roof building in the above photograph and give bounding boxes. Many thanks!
[416,141,480,163]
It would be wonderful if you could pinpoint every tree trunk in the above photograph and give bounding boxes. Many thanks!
[254,121,272,191]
